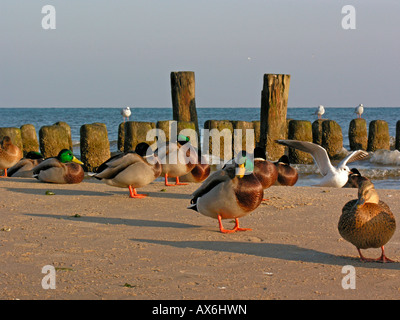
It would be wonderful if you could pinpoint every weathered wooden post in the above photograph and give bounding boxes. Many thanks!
[252,121,261,147]
[54,121,73,151]
[287,120,313,164]
[232,121,255,156]
[259,74,290,160]
[396,120,400,151]
[203,120,233,163]
[171,71,199,147]
[349,118,368,151]
[20,124,39,155]
[80,123,111,172]
[39,124,71,158]
[312,119,324,145]
[368,120,390,151]
[124,121,156,152]
[321,120,343,159]
[0,127,23,152]
[117,122,125,152]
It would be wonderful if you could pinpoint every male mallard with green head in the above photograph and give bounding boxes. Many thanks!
[338,175,396,262]
[94,142,161,198]
[188,153,263,233]
[33,149,84,184]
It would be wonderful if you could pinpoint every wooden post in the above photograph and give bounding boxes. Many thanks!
[368,120,390,151]
[349,118,367,151]
[39,125,71,158]
[396,120,400,151]
[321,120,343,159]
[287,120,313,164]
[80,123,111,172]
[259,74,290,160]
[171,71,199,148]
[20,124,39,155]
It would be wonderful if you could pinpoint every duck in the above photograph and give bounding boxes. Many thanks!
[155,135,197,186]
[314,105,325,119]
[343,168,362,188]
[0,136,23,177]
[273,155,299,186]
[121,107,131,122]
[179,154,211,183]
[187,152,263,233]
[94,142,161,198]
[338,175,396,262]
[275,140,369,188]
[8,151,44,177]
[33,149,84,184]
[354,104,364,119]
[252,147,278,200]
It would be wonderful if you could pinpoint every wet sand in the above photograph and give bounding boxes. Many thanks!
[1,176,400,300]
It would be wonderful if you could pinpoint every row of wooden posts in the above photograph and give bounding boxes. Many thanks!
[1,72,398,171]
[0,116,398,172]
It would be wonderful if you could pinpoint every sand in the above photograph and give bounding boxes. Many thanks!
[1,176,400,300]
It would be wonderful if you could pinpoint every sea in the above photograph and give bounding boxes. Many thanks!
[1,107,399,189]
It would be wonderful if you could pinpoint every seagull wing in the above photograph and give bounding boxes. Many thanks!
[275,140,334,176]
[337,150,369,169]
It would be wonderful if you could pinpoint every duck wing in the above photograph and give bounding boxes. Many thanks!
[94,152,144,180]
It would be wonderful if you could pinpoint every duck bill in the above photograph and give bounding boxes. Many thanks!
[237,164,246,178]
[355,197,365,209]
[72,156,84,165]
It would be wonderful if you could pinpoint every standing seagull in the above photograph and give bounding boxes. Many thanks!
[314,105,325,119]
[275,140,369,188]
[121,107,131,122]
[354,104,364,118]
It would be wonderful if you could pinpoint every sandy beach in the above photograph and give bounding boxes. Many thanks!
[1,176,400,300]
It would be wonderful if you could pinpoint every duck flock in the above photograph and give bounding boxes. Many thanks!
[0,130,396,263]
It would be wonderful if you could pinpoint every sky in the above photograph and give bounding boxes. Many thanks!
[1,0,399,108]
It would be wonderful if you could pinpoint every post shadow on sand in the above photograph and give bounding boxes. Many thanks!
[131,238,400,270]
[25,213,200,229]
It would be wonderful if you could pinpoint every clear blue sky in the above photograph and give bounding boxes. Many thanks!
[1,0,399,108]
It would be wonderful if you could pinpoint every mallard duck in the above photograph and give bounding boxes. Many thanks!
[343,168,362,188]
[273,155,298,186]
[188,153,263,233]
[338,176,396,262]
[8,151,44,177]
[276,140,369,187]
[33,149,84,184]
[94,142,161,198]
[0,136,23,177]
[156,135,197,186]
[180,154,211,183]
[253,147,278,192]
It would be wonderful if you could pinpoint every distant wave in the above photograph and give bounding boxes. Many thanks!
[370,149,400,166]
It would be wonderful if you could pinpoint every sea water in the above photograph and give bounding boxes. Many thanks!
[0,107,399,189]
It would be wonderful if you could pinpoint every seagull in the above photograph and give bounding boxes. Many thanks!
[275,139,369,188]
[354,104,364,118]
[121,107,131,122]
[314,105,325,119]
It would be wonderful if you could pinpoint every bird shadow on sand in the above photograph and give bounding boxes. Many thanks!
[25,213,200,229]
[4,187,114,197]
[131,238,400,270]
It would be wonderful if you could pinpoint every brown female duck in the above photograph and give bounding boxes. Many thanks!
[0,136,23,177]
[338,176,396,262]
